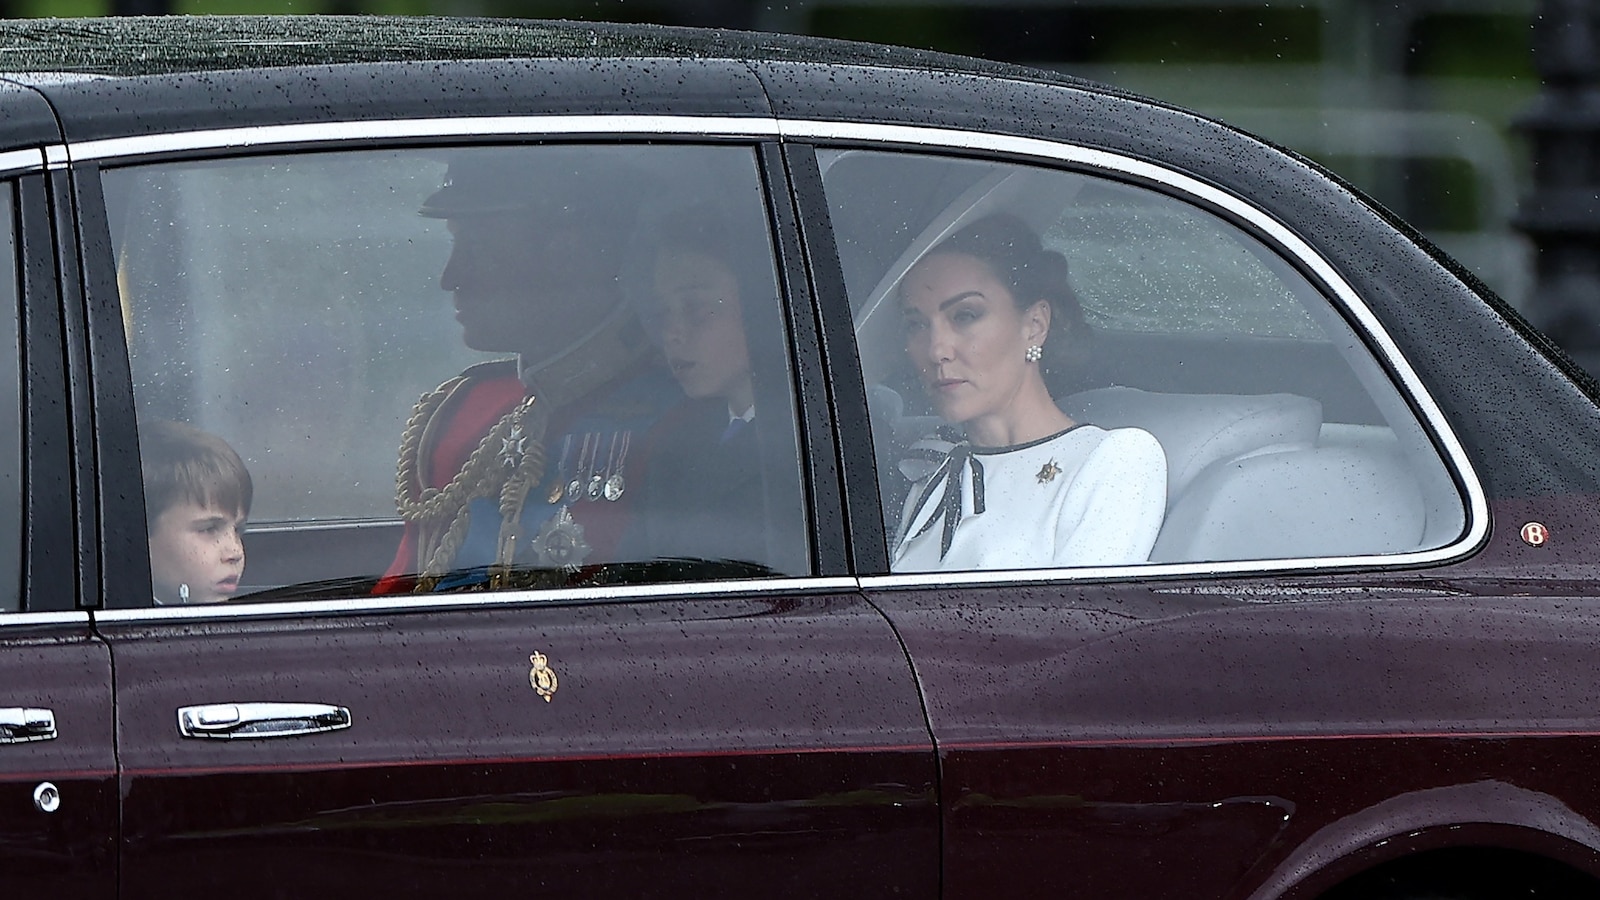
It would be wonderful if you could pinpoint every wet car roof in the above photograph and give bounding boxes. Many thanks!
[0,14,1094,83]
[0,15,1211,159]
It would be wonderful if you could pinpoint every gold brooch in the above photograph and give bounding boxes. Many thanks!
[1036,460,1061,484]
[528,651,559,702]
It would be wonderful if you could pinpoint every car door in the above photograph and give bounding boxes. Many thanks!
[797,134,1513,899]
[74,132,937,899]
[0,154,117,899]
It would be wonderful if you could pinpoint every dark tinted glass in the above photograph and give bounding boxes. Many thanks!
[105,144,807,605]
[819,148,1465,573]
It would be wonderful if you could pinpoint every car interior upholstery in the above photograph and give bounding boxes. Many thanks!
[871,383,1436,563]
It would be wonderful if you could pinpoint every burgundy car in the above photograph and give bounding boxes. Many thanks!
[2,15,1598,900]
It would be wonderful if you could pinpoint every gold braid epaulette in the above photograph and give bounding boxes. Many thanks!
[394,306,651,592]
[394,377,547,591]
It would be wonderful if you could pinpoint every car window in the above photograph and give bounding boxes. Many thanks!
[818,147,1466,573]
[0,185,18,612]
[1044,183,1320,338]
[105,144,807,605]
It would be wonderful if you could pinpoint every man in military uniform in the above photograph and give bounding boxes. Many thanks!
[375,148,676,593]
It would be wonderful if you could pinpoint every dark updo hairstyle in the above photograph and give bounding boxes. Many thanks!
[926,213,1090,389]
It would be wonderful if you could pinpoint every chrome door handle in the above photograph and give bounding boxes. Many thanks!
[177,702,351,740]
[0,707,57,743]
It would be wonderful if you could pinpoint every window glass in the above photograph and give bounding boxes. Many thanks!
[107,144,807,605]
[819,148,1465,573]
[1046,181,1319,338]
[0,186,18,611]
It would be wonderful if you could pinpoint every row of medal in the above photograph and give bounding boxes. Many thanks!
[547,430,632,504]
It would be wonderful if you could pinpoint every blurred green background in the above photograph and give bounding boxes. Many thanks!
[23,0,1541,310]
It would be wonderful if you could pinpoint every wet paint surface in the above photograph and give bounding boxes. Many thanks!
[0,627,116,900]
[105,595,938,899]
[872,544,1600,899]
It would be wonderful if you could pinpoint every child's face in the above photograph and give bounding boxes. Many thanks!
[148,499,246,604]
[649,250,752,406]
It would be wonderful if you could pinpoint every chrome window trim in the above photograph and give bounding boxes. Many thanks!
[0,611,90,627]
[61,114,1485,594]
[859,557,1452,591]
[247,518,400,534]
[0,148,44,176]
[61,115,782,164]
[91,576,860,623]
[779,120,1488,585]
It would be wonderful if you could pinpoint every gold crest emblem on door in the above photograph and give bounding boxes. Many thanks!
[528,651,559,702]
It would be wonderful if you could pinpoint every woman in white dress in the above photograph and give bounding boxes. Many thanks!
[891,214,1167,572]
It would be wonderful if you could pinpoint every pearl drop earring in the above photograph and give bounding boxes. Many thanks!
[1025,344,1043,363]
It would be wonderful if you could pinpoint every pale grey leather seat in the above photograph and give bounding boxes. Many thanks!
[1061,387,1323,502]
[1062,386,1426,563]
[871,384,1427,565]
[1148,444,1426,562]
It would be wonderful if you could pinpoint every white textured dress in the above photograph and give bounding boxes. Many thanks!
[891,424,1167,572]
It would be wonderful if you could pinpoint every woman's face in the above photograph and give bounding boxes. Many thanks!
[900,251,1049,426]
[650,249,753,407]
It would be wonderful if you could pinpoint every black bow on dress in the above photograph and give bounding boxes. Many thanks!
[903,441,986,560]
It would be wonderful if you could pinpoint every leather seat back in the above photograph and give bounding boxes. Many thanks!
[1061,386,1323,500]
[1149,444,1427,562]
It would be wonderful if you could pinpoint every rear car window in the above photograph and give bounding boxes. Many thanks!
[818,147,1466,573]
[105,144,809,605]
[1044,182,1321,338]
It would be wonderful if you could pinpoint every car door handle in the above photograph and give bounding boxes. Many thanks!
[0,707,56,744]
[177,702,352,740]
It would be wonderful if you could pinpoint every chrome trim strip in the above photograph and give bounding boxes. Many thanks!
[58,114,1486,587]
[42,145,67,170]
[859,554,1447,591]
[91,576,860,623]
[67,115,783,163]
[782,120,1489,581]
[0,148,45,176]
[0,611,90,627]
[247,518,399,534]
